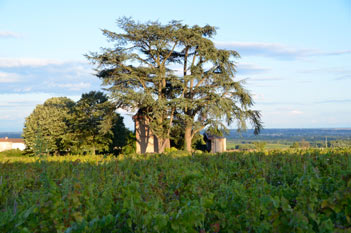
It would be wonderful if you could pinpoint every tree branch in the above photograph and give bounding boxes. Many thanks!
[161,41,178,66]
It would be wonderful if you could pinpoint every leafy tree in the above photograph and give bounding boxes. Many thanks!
[87,18,262,152]
[170,25,262,151]
[121,132,136,154]
[86,18,183,152]
[24,93,129,156]
[70,91,125,155]
[23,97,75,155]
[169,120,206,151]
[107,111,131,155]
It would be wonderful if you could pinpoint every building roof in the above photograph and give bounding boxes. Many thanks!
[0,137,24,143]
[203,133,226,140]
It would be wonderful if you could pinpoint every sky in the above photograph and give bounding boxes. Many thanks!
[0,0,350,131]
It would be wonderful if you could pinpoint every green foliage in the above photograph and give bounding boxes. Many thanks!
[164,147,178,153]
[290,140,311,149]
[253,141,267,150]
[291,141,300,148]
[329,140,351,148]
[121,132,136,155]
[69,91,109,155]
[23,92,129,156]
[23,97,75,155]
[87,17,262,152]
[235,143,255,150]
[169,120,185,149]
[0,149,24,157]
[192,134,207,151]
[87,18,185,151]
[108,113,131,155]
[70,91,128,155]
[1,149,351,232]
[170,123,206,151]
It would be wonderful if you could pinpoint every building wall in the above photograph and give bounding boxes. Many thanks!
[210,138,226,153]
[12,143,26,151]
[0,142,13,152]
[0,138,26,152]
[135,117,158,153]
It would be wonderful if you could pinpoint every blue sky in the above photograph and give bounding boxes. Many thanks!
[1,0,350,131]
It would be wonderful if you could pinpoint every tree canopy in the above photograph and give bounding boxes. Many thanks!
[87,17,262,152]
[23,97,75,155]
[70,91,129,155]
[23,92,130,155]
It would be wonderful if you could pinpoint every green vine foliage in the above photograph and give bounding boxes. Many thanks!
[1,149,351,232]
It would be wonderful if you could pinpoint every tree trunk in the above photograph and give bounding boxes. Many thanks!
[184,124,192,152]
[158,138,170,153]
[92,144,96,156]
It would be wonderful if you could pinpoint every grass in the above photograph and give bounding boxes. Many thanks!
[0,149,25,157]
[227,140,290,150]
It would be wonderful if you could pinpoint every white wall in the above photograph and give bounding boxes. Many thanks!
[0,142,25,152]
[12,143,26,151]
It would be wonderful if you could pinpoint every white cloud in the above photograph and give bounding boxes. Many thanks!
[0,72,20,83]
[335,75,351,81]
[0,93,53,106]
[299,67,351,74]
[0,57,65,68]
[299,67,351,81]
[215,41,351,59]
[0,92,80,115]
[236,62,270,75]
[0,115,11,120]
[0,58,100,95]
[0,31,21,38]
[48,82,91,91]
[13,87,33,92]
[249,77,283,82]
[289,110,303,115]
[252,93,265,101]
[314,99,351,104]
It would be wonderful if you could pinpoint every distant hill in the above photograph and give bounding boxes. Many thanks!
[2,129,351,142]
[227,128,351,141]
[0,132,23,138]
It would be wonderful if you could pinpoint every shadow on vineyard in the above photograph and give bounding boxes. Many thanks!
[1,149,351,232]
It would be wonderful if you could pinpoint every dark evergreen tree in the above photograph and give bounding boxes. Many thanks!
[87,18,262,152]
[172,25,262,151]
[71,91,128,155]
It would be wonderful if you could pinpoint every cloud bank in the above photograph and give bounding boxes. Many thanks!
[236,62,270,75]
[216,42,351,60]
[0,58,100,95]
[0,58,64,68]
[0,31,21,38]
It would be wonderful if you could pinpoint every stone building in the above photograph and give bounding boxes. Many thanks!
[204,133,226,153]
[0,137,26,152]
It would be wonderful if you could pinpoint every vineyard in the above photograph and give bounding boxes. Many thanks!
[1,149,351,232]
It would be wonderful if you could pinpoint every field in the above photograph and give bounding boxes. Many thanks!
[1,149,351,232]
[226,128,351,150]
[226,140,291,150]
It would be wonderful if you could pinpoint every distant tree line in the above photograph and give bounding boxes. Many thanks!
[23,91,132,155]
